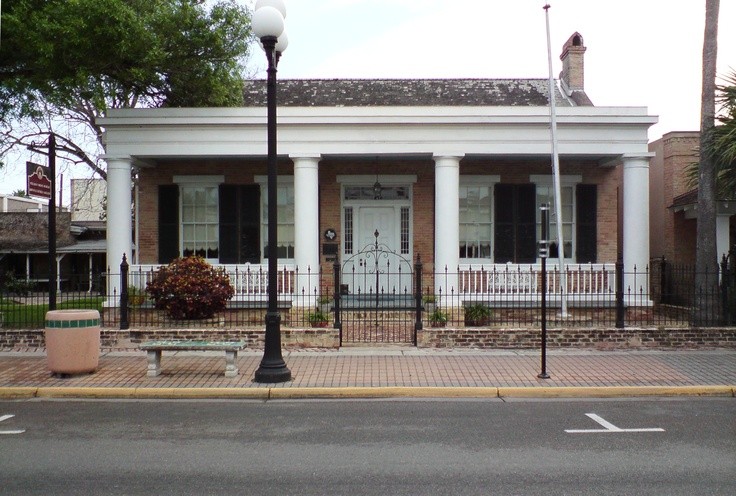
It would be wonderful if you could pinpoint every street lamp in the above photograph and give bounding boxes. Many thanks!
[253,0,291,383]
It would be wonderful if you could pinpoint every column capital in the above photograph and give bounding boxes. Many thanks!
[290,153,322,162]
[433,153,465,162]
[622,153,655,167]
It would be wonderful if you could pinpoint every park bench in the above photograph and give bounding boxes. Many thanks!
[139,340,247,378]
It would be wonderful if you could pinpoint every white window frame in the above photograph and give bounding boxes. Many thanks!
[173,175,224,263]
[530,174,581,263]
[255,175,295,263]
[459,175,500,264]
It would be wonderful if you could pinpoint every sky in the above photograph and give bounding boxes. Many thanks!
[1,0,735,197]
[250,0,735,139]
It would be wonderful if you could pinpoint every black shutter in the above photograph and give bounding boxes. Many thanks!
[516,184,537,263]
[219,185,238,263]
[158,185,179,264]
[576,184,597,263]
[494,184,537,263]
[219,185,261,264]
[494,184,514,263]
[240,185,261,263]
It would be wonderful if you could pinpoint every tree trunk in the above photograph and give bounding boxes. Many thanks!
[694,0,720,325]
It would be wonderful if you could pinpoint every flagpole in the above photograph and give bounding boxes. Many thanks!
[544,4,568,316]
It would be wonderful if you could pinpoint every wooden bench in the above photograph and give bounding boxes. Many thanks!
[139,340,247,378]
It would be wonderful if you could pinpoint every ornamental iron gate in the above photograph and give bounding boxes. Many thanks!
[334,230,422,345]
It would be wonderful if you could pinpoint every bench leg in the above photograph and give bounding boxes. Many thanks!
[146,350,162,377]
[224,350,238,378]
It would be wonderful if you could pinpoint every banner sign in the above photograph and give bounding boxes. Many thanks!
[26,161,52,199]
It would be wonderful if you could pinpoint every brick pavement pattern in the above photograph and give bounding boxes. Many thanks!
[1,349,734,389]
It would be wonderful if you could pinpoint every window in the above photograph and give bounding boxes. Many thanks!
[261,182,295,260]
[459,185,492,259]
[181,186,219,259]
[531,175,581,260]
[401,206,410,255]
[536,185,573,259]
[344,207,354,255]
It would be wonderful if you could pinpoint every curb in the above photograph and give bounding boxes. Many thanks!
[1,386,734,400]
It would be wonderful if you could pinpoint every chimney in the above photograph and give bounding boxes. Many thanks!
[559,32,586,92]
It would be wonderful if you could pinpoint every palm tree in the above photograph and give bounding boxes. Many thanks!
[709,71,736,197]
[694,0,720,325]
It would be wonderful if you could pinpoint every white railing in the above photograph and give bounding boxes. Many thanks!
[128,263,297,302]
[457,263,616,303]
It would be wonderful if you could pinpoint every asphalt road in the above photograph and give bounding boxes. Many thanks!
[1,398,734,495]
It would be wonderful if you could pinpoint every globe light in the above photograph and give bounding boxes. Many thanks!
[255,0,286,19]
[252,6,284,39]
[275,31,289,53]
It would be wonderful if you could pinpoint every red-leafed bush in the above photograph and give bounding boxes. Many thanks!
[146,257,235,319]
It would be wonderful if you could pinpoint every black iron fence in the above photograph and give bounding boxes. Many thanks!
[1,256,734,331]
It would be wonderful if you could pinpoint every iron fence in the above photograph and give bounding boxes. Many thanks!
[1,256,734,331]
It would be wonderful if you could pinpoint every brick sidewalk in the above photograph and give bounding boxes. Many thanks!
[1,349,735,390]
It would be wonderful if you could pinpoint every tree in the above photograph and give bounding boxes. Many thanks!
[708,71,736,197]
[0,0,253,180]
[694,0,720,324]
[687,72,736,198]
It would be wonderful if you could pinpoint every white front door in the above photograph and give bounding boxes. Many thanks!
[343,205,410,295]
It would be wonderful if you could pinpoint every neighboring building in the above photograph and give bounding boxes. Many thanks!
[0,185,106,292]
[71,178,106,222]
[1,194,49,213]
[649,131,735,265]
[99,33,656,302]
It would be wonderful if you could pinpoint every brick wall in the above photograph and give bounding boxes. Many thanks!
[3,327,734,350]
[136,156,622,268]
[417,327,736,349]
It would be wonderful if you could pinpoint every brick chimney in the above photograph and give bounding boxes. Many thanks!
[559,32,592,105]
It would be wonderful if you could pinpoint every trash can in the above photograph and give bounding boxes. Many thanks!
[45,309,101,375]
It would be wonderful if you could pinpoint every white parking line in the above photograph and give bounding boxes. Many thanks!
[566,413,665,434]
[0,414,26,435]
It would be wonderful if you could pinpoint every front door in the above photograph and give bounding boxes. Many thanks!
[343,205,410,295]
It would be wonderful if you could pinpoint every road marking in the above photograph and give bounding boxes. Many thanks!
[565,413,664,434]
[0,414,26,435]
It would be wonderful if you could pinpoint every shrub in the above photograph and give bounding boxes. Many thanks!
[1,273,37,296]
[146,257,235,319]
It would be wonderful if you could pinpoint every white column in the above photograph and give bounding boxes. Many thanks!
[293,155,321,304]
[434,154,463,299]
[622,155,651,296]
[105,156,133,301]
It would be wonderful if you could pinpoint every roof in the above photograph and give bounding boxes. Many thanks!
[670,188,736,210]
[0,238,106,255]
[242,79,577,108]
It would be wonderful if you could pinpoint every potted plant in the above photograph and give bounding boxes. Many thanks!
[308,309,330,328]
[464,303,492,327]
[428,308,448,328]
[127,285,146,306]
[317,295,331,313]
[422,294,436,312]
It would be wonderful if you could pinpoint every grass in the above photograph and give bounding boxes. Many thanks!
[0,296,105,328]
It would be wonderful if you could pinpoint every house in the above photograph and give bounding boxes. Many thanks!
[98,33,656,305]
[0,182,106,292]
[649,131,736,265]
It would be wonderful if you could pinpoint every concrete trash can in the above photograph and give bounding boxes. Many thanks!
[45,309,101,375]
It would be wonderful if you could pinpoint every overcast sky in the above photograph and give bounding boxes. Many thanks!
[2,0,734,196]
[250,0,736,139]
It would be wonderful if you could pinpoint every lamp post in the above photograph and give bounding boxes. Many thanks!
[253,0,291,383]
